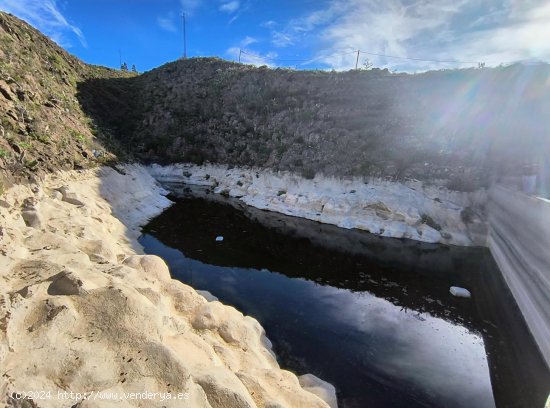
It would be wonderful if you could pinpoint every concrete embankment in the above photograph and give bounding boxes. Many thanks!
[488,186,550,370]
[0,164,336,408]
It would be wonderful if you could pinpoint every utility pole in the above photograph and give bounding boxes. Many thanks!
[181,12,187,59]
[238,48,242,63]
[355,50,360,70]
[119,49,122,68]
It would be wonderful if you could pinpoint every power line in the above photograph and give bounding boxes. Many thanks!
[301,50,358,66]
[237,48,482,68]
[359,50,480,65]
[240,50,310,63]
[239,49,357,64]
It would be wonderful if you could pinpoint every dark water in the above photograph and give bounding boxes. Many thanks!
[139,185,549,408]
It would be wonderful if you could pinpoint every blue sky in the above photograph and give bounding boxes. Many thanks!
[1,0,549,72]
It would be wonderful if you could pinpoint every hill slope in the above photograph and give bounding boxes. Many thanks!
[0,12,133,189]
[79,58,549,191]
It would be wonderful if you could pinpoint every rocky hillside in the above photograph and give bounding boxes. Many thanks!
[79,58,549,191]
[0,12,134,190]
[1,11,548,193]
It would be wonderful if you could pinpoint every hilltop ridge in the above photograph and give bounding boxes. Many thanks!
[1,11,549,193]
[81,58,549,191]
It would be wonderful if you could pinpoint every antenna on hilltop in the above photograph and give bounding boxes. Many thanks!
[181,12,187,59]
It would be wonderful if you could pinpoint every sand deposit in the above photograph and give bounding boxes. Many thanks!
[0,164,335,408]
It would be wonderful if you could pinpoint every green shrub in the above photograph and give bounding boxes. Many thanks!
[70,130,87,143]
[17,141,32,150]
[29,131,49,143]
[0,148,10,159]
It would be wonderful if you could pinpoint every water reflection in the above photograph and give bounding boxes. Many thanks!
[140,187,549,408]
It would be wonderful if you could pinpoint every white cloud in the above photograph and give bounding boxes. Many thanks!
[180,0,202,15]
[226,36,276,66]
[264,0,550,71]
[260,20,276,29]
[271,31,294,48]
[265,2,344,48]
[157,15,178,33]
[240,36,257,47]
[445,1,550,65]
[226,46,275,66]
[0,0,86,47]
[315,0,472,70]
[220,1,240,14]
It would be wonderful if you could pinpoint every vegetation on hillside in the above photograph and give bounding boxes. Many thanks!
[1,11,548,193]
[79,58,549,191]
[0,12,135,188]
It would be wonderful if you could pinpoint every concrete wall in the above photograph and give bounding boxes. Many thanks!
[488,186,550,368]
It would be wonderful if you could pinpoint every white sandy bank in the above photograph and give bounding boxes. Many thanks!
[148,163,488,247]
[0,164,336,408]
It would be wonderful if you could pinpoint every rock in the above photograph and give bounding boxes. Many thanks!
[15,285,37,299]
[236,370,331,408]
[228,189,246,198]
[449,286,471,298]
[62,192,85,206]
[0,200,10,209]
[365,201,392,219]
[51,190,63,200]
[0,80,16,101]
[196,371,257,408]
[136,287,162,306]
[21,209,41,229]
[55,186,85,206]
[197,290,219,302]
[79,239,117,264]
[47,271,85,296]
[123,255,171,282]
[192,302,223,330]
[22,197,38,210]
[416,224,442,243]
[299,374,338,408]
[218,320,244,344]
[193,302,260,349]
[441,231,452,240]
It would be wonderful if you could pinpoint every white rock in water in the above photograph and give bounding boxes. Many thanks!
[215,236,224,242]
[450,286,471,298]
